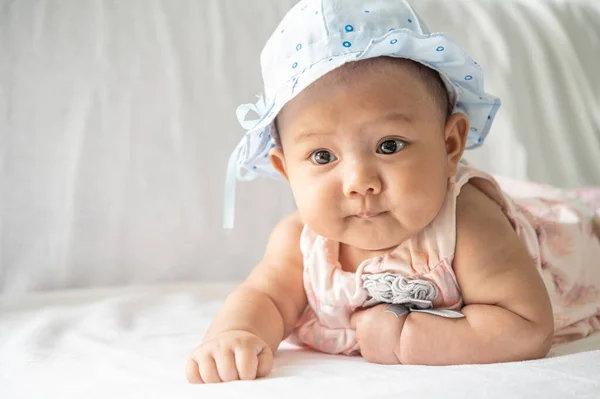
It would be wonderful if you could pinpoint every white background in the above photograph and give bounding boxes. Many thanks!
[1,0,599,294]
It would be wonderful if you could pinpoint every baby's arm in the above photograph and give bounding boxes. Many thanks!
[398,183,554,365]
[187,212,307,382]
[204,211,306,351]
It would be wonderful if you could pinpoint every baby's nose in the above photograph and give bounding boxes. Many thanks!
[342,161,382,197]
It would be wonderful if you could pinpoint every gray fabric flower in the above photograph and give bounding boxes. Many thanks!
[362,273,438,309]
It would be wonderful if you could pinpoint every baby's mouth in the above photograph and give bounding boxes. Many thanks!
[354,211,385,220]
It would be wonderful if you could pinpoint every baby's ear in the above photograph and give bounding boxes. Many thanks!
[269,147,289,181]
[444,113,469,176]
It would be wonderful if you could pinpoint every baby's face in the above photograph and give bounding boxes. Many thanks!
[270,61,468,251]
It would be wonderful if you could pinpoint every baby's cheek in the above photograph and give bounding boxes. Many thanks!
[294,178,335,209]
[298,191,343,235]
[301,192,336,224]
[396,175,446,223]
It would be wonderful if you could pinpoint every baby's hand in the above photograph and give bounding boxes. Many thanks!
[351,304,407,365]
[186,330,273,384]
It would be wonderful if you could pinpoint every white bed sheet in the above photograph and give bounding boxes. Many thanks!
[1,282,599,399]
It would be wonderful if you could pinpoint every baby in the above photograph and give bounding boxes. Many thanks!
[186,0,600,384]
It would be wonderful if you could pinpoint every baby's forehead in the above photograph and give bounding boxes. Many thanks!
[275,92,432,147]
[311,57,427,90]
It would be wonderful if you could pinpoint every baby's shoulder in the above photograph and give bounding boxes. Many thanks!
[274,211,304,237]
[456,181,507,223]
[454,181,527,267]
[263,211,304,263]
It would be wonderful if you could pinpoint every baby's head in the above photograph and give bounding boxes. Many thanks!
[268,56,469,250]
[225,0,500,236]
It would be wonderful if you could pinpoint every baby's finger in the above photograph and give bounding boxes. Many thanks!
[234,345,259,381]
[214,349,240,382]
[185,357,204,384]
[256,346,274,378]
[199,355,222,384]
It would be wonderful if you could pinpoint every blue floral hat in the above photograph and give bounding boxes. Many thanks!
[224,0,501,228]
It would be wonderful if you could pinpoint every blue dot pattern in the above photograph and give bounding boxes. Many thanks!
[231,0,503,184]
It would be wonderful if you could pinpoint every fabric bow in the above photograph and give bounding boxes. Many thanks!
[236,94,269,130]
[223,95,271,229]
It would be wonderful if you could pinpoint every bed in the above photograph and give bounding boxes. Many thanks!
[1,0,599,397]
[1,282,599,398]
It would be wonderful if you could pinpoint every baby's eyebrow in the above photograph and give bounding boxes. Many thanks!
[293,112,414,144]
[355,111,415,134]
[294,131,332,144]
[369,111,414,126]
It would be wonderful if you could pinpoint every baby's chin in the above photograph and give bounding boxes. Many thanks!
[313,214,411,251]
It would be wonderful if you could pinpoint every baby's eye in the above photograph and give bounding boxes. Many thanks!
[377,138,406,155]
[310,150,337,165]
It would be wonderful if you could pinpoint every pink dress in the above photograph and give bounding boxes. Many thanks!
[287,162,600,355]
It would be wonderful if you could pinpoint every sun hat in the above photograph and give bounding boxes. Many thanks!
[224,0,501,228]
